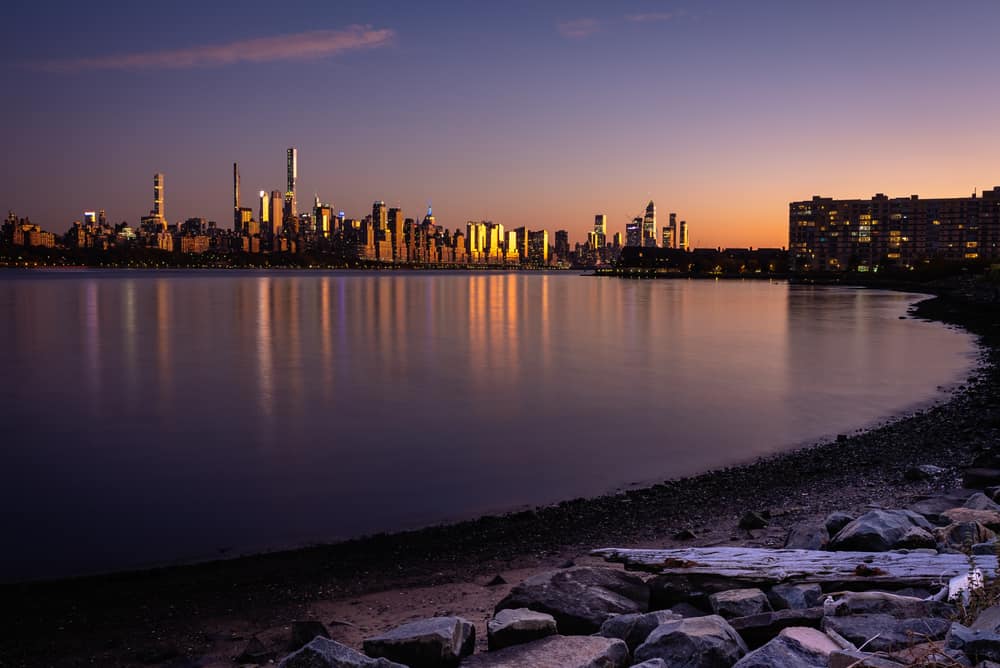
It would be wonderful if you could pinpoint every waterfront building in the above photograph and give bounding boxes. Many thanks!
[661,225,674,249]
[388,207,405,260]
[315,200,333,238]
[372,201,388,234]
[613,231,623,248]
[594,214,607,248]
[642,200,657,247]
[679,220,689,251]
[626,217,642,247]
[269,191,283,237]
[285,148,297,219]
[527,229,549,265]
[789,188,1000,271]
[555,229,569,260]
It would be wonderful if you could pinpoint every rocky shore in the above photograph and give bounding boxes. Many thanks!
[6,280,1000,667]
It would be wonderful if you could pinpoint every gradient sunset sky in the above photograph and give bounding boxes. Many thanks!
[5,0,1000,248]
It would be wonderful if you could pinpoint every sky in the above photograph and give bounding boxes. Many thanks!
[4,0,1000,249]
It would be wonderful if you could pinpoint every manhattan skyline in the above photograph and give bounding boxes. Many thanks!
[5,1,1000,248]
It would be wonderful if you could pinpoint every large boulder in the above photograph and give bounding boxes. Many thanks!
[728,608,824,649]
[598,610,682,652]
[487,608,557,650]
[767,584,822,611]
[946,622,1000,663]
[459,635,628,668]
[633,615,748,667]
[937,521,996,548]
[363,617,475,668]
[832,591,953,619]
[973,605,1000,633]
[828,509,936,551]
[732,627,838,668]
[942,508,1000,531]
[824,512,856,536]
[965,493,1000,511]
[495,567,649,634]
[822,613,949,652]
[708,589,771,619]
[784,522,829,550]
[278,637,407,668]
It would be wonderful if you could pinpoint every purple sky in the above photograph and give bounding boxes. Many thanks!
[4,0,1000,248]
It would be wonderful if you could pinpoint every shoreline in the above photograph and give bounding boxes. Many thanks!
[6,282,1000,666]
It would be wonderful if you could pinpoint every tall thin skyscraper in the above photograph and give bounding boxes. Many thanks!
[642,200,657,247]
[594,214,607,247]
[679,220,689,251]
[285,148,297,219]
[372,201,388,233]
[233,163,241,231]
[669,213,677,249]
[270,190,283,237]
[259,191,270,226]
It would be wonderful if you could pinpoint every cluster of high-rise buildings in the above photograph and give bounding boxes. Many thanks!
[789,187,1000,271]
[2,148,699,268]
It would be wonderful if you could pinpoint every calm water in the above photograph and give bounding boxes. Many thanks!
[0,271,977,581]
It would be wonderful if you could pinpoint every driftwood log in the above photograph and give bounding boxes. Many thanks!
[591,547,998,590]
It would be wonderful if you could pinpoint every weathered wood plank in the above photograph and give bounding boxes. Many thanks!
[591,547,997,588]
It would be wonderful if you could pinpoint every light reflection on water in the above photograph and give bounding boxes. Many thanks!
[0,271,977,581]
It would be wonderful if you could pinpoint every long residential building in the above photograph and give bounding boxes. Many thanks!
[789,187,1000,271]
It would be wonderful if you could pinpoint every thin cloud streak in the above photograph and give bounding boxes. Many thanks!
[32,25,395,72]
[625,12,675,23]
[556,18,601,39]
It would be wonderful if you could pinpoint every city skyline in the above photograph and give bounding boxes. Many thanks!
[5,1,1000,248]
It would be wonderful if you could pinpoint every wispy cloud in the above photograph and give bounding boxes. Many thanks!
[556,18,602,39]
[625,12,676,23]
[31,25,395,72]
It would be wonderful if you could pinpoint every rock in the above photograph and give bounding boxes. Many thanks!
[236,636,273,664]
[827,649,906,667]
[597,610,681,652]
[495,567,649,635]
[833,590,953,618]
[363,617,475,668]
[485,575,507,587]
[709,589,772,619]
[938,521,997,547]
[459,635,628,668]
[974,606,1000,634]
[278,637,407,668]
[891,641,972,666]
[290,620,331,650]
[822,613,949,652]
[670,602,708,618]
[965,468,1000,489]
[633,615,748,666]
[974,540,999,555]
[967,493,1000,511]
[905,464,945,480]
[732,627,838,668]
[985,486,1000,501]
[908,491,975,525]
[631,661,668,668]
[487,608,557,650]
[767,584,822,611]
[828,509,936,551]
[947,622,1000,663]
[673,529,697,540]
[825,512,855,537]
[943,508,1000,531]
[784,522,829,550]
[729,608,824,649]
[738,511,768,530]
[648,573,737,611]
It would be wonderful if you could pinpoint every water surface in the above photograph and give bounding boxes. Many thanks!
[0,271,977,580]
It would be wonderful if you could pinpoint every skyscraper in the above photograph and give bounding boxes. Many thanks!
[139,173,168,231]
[259,191,270,226]
[669,213,677,249]
[270,190,283,237]
[594,214,607,247]
[679,220,689,251]
[642,200,657,247]
[626,217,642,247]
[372,201,388,234]
[388,207,405,260]
[555,229,569,259]
[285,148,297,219]
[233,163,240,231]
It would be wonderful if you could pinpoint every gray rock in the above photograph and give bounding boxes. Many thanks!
[905,464,945,480]
[833,590,953,619]
[729,608,824,649]
[973,605,1000,633]
[908,491,975,525]
[732,627,838,668]
[947,622,1000,663]
[495,567,649,635]
[278,637,407,668]
[670,602,709,618]
[825,512,855,536]
[290,620,331,651]
[828,509,936,551]
[943,508,1000,531]
[459,635,628,668]
[822,613,949,652]
[974,540,999,555]
[784,522,829,550]
[827,649,906,667]
[767,584,822,611]
[648,573,739,611]
[487,608,557,650]
[633,615,748,667]
[938,521,997,548]
[363,617,475,668]
[738,511,768,530]
[709,589,771,619]
[630,661,668,668]
[597,610,681,652]
[967,493,1000,511]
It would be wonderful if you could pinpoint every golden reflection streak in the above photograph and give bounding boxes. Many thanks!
[123,280,138,401]
[155,279,172,406]
[84,281,100,400]
[287,277,304,410]
[320,278,333,399]
[257,277,274,419]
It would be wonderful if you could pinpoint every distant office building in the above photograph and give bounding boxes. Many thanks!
[285,148,297,219]
[259,191,270,226]
[593,214,607,247]
[270,190,283,237]
[233,163,241,230]
[140,173,168,231]
[372,201,388,234]
[388,207,404,259]
[555,230,569,259]
[315,199,333,238]
[527,230,549,265]
[642,200,657,247]
[789,188,1000,271]
[661,225,673,249]
[613,231,623,248]
[668,213,677,248]
[679,220,689,251]
[626,216,642,247]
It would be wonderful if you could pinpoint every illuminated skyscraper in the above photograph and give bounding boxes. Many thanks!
[372,201,388,233]
[285,148,297,218]
[679,220,689,251]
[259,191,270,226]
[140,173,168,231]
[669,213,677,249]
[555,229,569,259]
[270,190,283,237]
[642,200,657,247]
[527,230,549,265]
[388,207,405,260]
[594,214,607,247]
[626,216,642,247]
[662,225,673,248]
[233,163,240,231]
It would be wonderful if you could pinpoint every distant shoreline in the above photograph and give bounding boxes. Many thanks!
[5,276,999,666]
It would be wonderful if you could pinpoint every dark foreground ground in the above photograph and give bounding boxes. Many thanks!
[5,279,1000,667]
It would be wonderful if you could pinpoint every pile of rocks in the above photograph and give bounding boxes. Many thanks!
[271,484,1000,667]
